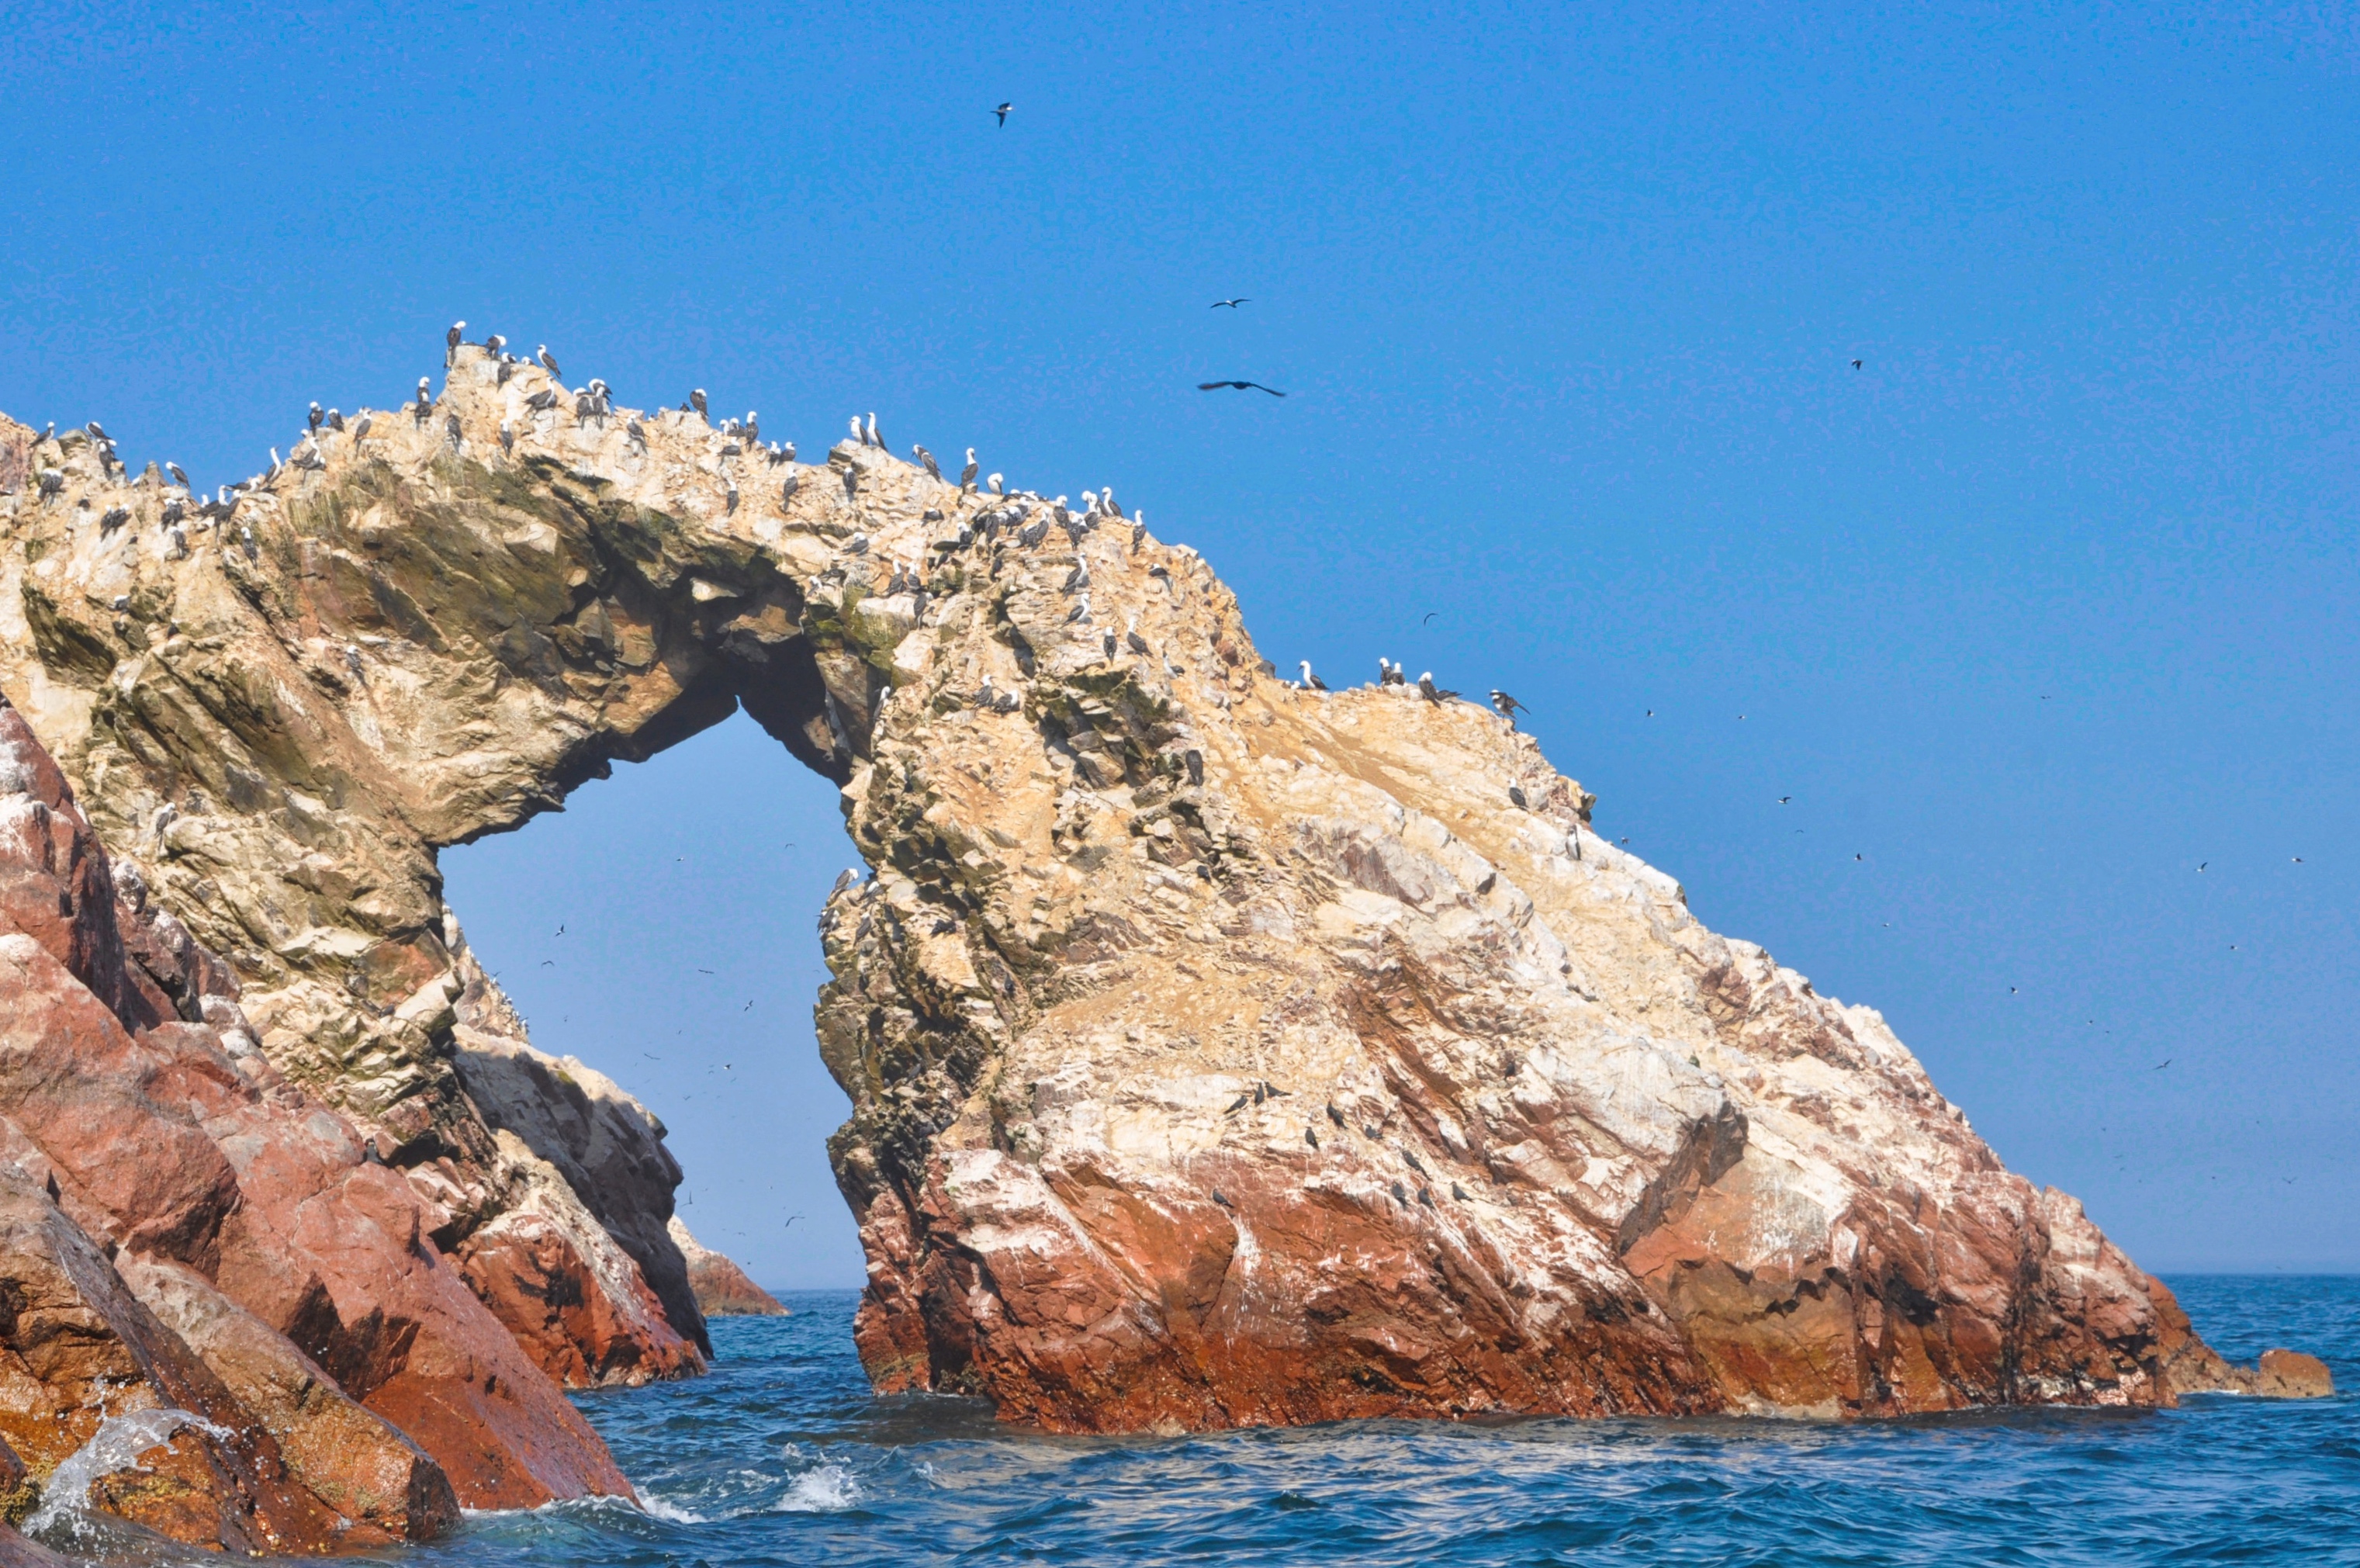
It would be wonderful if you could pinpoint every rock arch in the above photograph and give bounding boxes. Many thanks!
[0,345,2318,1447]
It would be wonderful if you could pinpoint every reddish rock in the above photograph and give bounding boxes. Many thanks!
[670,1217,786,1317]
[0,694,630,1535]
[453,1144,704,1387]
[2256,1348,2335,1399]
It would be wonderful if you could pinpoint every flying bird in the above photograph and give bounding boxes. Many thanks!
[1198,380,1286,396]
[1777,796,1792,805]
[995,102,1012,126]
[1851,358,1862,369]
[1210,298,1250,309]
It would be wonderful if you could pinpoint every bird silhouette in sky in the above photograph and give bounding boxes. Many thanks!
[1198,380,1286,396]
[1851,358,1863,369]
[995,102,1012,126]
[2154,1060,2171,1070]
[1211,298,1250,309]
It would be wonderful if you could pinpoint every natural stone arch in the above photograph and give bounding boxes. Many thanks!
[0,346,2294,1434]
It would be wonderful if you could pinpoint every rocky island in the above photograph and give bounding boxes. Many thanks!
[0,344,2326,1553]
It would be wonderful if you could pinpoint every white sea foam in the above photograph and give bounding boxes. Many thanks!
[29,1406,233,1537]
[638,1492,711,1525]
[776,1459,863,1513]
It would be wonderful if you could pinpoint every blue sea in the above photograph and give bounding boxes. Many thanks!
[374,1276,2359,1567]
[53,1277,2360,1565]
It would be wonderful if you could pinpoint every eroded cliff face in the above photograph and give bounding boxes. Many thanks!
[0,345,2324,1454]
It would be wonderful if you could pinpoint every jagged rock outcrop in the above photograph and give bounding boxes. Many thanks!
[0,349,2326,1447]
[0,694,624,1552]
[669,1218,786,1317]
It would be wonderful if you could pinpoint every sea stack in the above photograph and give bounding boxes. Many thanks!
[0,349,2327,1496]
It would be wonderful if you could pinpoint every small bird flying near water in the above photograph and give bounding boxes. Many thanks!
[1197,380,1286,396]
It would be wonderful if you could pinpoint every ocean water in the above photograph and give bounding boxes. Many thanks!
[47,1278,2360,1565]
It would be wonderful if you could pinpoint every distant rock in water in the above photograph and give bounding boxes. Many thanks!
[0,350,2327,1466]
[670,1218,787,1318]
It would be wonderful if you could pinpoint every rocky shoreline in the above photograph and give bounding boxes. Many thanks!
[0,351,2328,1551]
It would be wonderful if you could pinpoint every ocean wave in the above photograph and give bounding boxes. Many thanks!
[775,1456,864,1513]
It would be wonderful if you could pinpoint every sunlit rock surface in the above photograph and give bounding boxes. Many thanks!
[0,350,2327,1445]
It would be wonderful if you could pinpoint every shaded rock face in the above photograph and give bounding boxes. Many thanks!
[0,694,625,1550]
[669,1218,786,1318]
[0,358,2327,1442]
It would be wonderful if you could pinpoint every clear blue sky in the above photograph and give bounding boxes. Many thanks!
[5,2,2354,1287]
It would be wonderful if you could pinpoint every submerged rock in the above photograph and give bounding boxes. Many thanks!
[0,356,2327,1455]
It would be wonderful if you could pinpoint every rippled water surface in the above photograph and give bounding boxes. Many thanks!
[60,1277,2360,1565]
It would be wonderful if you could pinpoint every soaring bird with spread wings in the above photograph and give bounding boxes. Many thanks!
[1198,380,1286,396]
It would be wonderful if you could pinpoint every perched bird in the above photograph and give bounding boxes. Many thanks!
[1197,380,1286,396]
[847,414,864,444]
[995,102,1012,126]
[1508,784,1529,809]
[864,412,881,448]
[352,413,373,440]
[1226,1094,1249,1115]
[308,401,324,433]
[742,410,757,441]
[1299,660,1328,691]
[268,446,283,476]
[960,449,979,491]
[627,417,648,448]
[446,321,466,360]
[1417,671,1457,705]
[1210,298,1250,309]
[1327,1103,1347,1130]
[445,413,462,447]
[537,344,561,378]
[913,443,941,480]
[1102,629,1118,658]
[165,462,190,489]
[85,421,109,443]
[1126,622,1152,656]
[1402,1147,1427,1175]
[988,472,1005,496]
[725,483,739,514]
[1452,1182,1471,1203]
[1417,1187,1436,1208]
[1211,1189,1233,1210]
[690,389,709,418]
[498,419,515,452]
[486,334,507,354]
[326,408,344,431]
[1379,657,1406,686]
[1490,689,1528,725]
[1306,1127,1319,1149]
[526,389,560,412]
[1391,1181,1409,1205]
[415,376,433,412]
